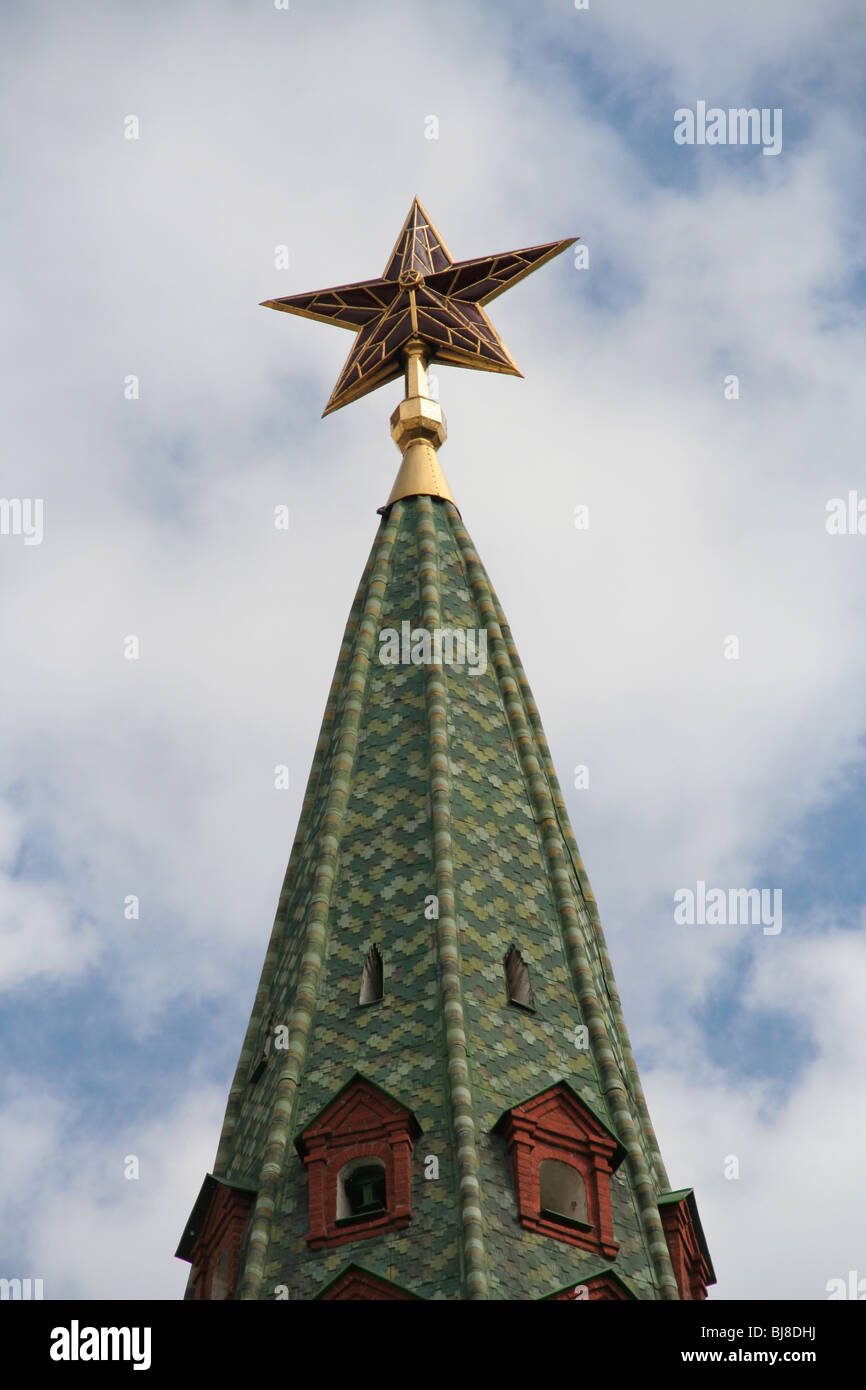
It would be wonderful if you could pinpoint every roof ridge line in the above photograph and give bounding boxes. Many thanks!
[417,494,490,1300]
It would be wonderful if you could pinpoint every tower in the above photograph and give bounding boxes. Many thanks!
[176,198,715,1301]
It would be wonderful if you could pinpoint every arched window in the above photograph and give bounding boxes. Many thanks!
[540,1159,588,1226]
[504,945,535,1010]
[248,1012,275,1085]
[336,1157,387,1222]
[359,945,384,1005]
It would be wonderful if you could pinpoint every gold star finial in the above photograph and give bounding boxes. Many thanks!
[261,196,577,417]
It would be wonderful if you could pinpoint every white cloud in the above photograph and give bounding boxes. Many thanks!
[647,923,866,1298]
[0,1077,224,1298]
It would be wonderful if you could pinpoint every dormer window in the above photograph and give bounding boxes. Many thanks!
[659,1189,716,1299]
[543,1270,637,1301]
[295,1074,421,1250]
[504,945,535,1010]
[175,1174,257,1301]
[317,1265,421,1301]
[493,1082,624,1259]
[359,946,384,1005]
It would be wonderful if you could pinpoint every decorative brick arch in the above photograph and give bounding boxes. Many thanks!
[493,1082,625,1259]
[659,1189,716,1300]
[176,1173,257,1301]
[295,1074,421,1251]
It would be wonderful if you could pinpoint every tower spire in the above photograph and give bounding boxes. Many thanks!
[177,200,715,1303]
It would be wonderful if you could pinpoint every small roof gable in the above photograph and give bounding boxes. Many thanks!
[492,1079,626,1170]
[659,1188,717,1285]
[316,1262,422,1301]
[175,1172,257,1262]
[542,1265,639,1300]
[295,1072,421,1155]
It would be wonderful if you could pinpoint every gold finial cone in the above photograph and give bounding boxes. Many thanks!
[384,439,456,508]
[385,439,456,507]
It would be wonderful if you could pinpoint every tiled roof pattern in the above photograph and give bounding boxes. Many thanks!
[202,496,681,1299]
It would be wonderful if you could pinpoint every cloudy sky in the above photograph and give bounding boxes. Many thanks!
[1,0,865,1301]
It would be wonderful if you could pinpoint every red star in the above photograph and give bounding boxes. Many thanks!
[261,197,577,415]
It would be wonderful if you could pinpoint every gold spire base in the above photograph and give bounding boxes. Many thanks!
[384,438,456,507]
[381,342,456,509]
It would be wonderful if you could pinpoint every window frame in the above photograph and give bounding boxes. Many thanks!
[493,1083,624,1259]
[295,1075,421,1251]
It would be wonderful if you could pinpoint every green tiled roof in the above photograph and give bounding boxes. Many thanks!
[195,495,695,1300]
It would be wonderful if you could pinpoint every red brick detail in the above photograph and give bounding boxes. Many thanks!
[660,1197,712,1301]
[187,1183,255,1301]
[495,1084,622,1259]
[318,1266,421,1301]
[545,1272,634,1301]
[295,1075,421,1251]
